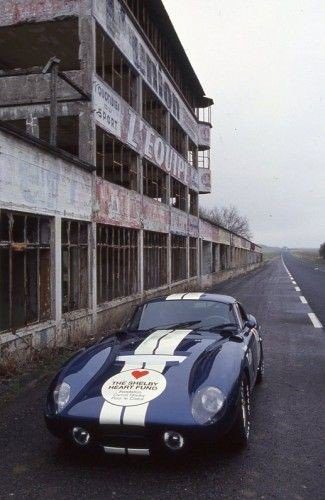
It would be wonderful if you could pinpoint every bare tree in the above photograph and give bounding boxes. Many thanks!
[200,205,252,239]
[319,242,325,259]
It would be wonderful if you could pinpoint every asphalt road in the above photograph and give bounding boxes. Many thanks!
[0,257,324,500]
[282,252,325,326]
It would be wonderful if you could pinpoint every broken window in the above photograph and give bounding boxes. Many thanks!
[170,116,187,158]
[142,159,167,203]
[212,243,220,273]
[142,83,167,138]
[171,235,187,282]
[189,237,197,277]
[188,190,198,216]
[143,231,168,290]
[3,120,26,133]
[97,225,138,303]
[202,241,212,275]
[171,177,187,211]
[0,210,51,333]
[62,220,89,313]
[96,26,138,109]
[96,128,138,190]
[220,244,229,271]
[187,139,198,168]
[39,116,79,156]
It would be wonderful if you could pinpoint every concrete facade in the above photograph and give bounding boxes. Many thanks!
[0,0,262,357]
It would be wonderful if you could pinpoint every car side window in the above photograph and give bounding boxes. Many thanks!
[237,303,248,327]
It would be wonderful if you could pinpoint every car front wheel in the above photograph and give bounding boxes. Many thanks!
[230,375,251,448]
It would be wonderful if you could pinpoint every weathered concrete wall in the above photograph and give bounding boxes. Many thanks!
[0,131,92,219]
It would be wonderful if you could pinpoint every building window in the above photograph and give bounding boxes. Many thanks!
[171,235,187,282]
[62,220,89,313]
[97,225,138,303]
[39,116,79,156]
[189,237,197,277]
[96,128,138,191]
[188,139,198,168]
[142,83,167,138]
[170,116,187,158]
[171,178,187,211]
[143,159,167,203]
[143,231,168,290]
[198,148,210,169]
[96,26,138,109]
[188,190,198,216]
[0,210,51,333]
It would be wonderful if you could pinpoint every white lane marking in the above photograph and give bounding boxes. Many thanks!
[134,330,172,354]
[292,280,297,284]
[182,292,204,300]
[300,296,308,304]
[295,286,301,292]
[154,329,192,355]
[166,293,185,300]
[104,447,126,455]
[308,313,323,329]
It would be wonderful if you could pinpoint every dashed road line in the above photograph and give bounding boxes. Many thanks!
[282,254,323,330]
[308,313,323,329]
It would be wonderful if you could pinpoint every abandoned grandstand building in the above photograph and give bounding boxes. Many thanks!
[0,0,262,354]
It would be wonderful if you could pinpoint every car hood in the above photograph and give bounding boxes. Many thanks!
[51,328,243,426]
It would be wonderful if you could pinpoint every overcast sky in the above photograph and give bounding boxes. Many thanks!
[163,0,325,247]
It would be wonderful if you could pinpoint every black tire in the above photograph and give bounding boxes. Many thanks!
[230,374,251,448]
[256,344,264,385]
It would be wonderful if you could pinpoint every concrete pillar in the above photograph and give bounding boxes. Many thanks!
[139,229,144,296]
[54,216,62,325]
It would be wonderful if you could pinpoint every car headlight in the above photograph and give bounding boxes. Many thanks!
[53,381,71,413]
[191,386,226,425]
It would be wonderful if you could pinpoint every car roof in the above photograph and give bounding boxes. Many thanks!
[143,292,237,305]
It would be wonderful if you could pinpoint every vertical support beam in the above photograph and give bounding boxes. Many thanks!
[49,62,59,146]
[139,229,144,296]
[186,236,190,282]
[167,233,171,288]
[54,216,62,327]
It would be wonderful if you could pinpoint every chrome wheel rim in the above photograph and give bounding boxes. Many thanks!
[241,381,251,438]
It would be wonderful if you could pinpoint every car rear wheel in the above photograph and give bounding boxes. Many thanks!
[230,375,251,448]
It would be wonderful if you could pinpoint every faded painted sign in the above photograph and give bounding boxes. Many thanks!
[198,167,211,193]
[0,134,92,219]
[93,77,121,136]
[93,0,200,144]
[93,76,199,191]
[170,208,188,236]
[96,178,141,229]
[142,197,170,234]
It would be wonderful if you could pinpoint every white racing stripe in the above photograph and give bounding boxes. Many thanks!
[134,330,172,354]
[100,327,192,430]
[154,329,192,355]
[182,292,204,300]
[166,293,186,300]
[308,313,323,328]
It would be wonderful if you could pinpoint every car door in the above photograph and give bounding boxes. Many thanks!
[236,303,260,384]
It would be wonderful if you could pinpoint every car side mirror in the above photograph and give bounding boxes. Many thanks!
[245,314,257,330]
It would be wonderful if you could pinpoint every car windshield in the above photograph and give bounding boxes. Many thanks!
[129,300,237,331]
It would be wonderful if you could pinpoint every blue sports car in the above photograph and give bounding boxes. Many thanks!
[45,293,264,455]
